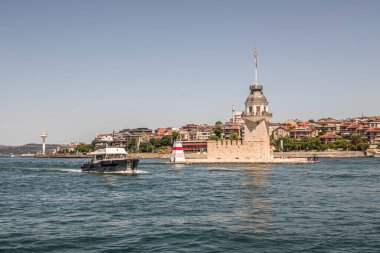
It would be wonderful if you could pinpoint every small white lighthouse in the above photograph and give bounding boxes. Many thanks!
[40,131,48,155]
[170,140,186,163]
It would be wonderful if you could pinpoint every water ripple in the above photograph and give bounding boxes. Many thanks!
[0,157,379,252]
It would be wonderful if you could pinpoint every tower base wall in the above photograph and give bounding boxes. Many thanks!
[207,140,272,162]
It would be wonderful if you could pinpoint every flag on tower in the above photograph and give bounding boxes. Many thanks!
[254,46,258,69]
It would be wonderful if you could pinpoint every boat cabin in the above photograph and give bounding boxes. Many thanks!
[90,147,128,161]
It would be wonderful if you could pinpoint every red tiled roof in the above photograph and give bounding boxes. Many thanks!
[155,128,168,134]
[320,132,342,139]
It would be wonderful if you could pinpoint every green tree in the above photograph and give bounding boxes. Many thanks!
[213,121,223,139]
[229,133,239,140]
[139,141,154,153]
[326,142,336,150]
[208,135,220,141]
[128,138,138,153]
[302,137,322,151]
[335,139,349,150]
[357,142,369,151]
[283,136,300,151]
[273,136,300,151]
[348,135,369,151]
[75,144,92,154]
[321,144,328,151]
[161,135,173,146]
[172,131,180,141]
[149,138,160,148]
[58,148,69,154]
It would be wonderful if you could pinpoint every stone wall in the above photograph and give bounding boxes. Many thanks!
[207,139,272,162]
[243,118,270,142]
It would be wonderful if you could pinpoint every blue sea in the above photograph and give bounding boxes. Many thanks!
[0,157,379,252]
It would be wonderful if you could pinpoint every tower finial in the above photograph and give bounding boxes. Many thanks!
[254,45,258,83]
[232,104,235,122]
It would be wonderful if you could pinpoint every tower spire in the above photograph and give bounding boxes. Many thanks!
[232,104,235,122]
[254,45,258,83]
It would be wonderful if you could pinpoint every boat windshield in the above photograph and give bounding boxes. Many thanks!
[94,155,105,161]
[107,154,127,159]
[94,154,127,161]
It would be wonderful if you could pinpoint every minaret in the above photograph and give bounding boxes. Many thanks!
[40,131,48,155]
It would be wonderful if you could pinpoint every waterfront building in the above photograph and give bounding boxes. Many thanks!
[364,117,380,127]
[128,128,153,140]
[182,124,200,132]
[366,127,380,145]
[340,123,368,139]
[180,124,214,141]
[93,133,127,149]
[195,129,213,141]
[182,141,207,153]
[271,126,290,140]
[320,132,343,144]
[223,122,242,140]
[315,118,343,133]
[154,128,174,138]
[179,130,190,141]
[289,127,317,140]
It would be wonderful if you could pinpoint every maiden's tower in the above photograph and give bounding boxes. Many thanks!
[207,47,273,162]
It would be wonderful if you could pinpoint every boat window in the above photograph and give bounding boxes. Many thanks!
[95,155,105,160]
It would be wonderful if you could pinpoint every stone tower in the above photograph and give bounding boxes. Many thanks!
[241,46,272,160]
[206,47,273,162]
[241,83,272,160]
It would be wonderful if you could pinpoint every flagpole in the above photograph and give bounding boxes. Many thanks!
[254,45,258,83]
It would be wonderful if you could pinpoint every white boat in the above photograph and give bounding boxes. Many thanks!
[20,153,35,157]
[81,147,139,172]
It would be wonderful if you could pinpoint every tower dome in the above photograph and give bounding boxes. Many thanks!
[244,82,270,116]
[246,83,268,105]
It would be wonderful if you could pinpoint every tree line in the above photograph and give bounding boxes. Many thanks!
[271,135,369,152]
[128,132,180,153]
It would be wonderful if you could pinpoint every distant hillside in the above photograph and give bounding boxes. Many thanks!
[0,143,62,155]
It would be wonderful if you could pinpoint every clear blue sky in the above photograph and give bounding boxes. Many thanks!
[1,0,379,145]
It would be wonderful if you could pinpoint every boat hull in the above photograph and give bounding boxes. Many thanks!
[81,159,139,172]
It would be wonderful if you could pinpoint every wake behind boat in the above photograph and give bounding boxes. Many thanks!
[81,147,139,172]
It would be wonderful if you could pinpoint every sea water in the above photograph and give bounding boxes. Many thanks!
[0,157,379,252]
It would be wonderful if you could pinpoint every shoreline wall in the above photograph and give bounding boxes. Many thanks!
[33,151,365,159]
[273,151,365,158]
